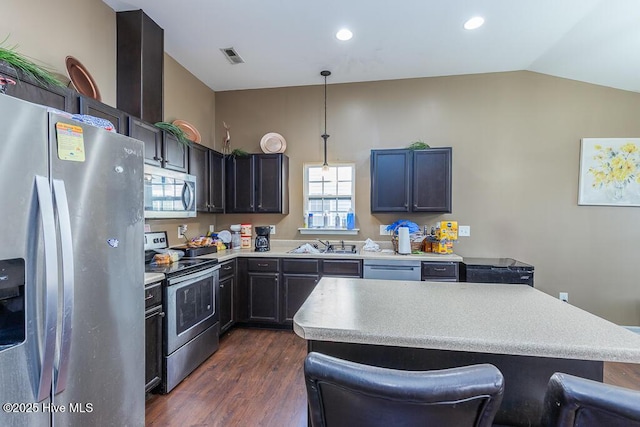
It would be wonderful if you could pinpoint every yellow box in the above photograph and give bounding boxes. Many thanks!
[432,239,454,254]
[437,221,458,241]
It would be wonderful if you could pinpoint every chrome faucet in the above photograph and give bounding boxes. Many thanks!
[317,239,330,250]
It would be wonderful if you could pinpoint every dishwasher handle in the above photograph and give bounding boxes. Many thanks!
[368,265,419,271]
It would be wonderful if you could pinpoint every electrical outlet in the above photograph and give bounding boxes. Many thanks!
[380,225,391,235]
[559,292,569,303]
[209,225,215,233]
[459,225,471,237]
[178,224,187,239]
[269,225,276,235]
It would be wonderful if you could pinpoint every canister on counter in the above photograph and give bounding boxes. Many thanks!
[241,236,251,248]
[241,223,252,237]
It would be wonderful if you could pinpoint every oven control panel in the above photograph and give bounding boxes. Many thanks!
[144,231,168,251]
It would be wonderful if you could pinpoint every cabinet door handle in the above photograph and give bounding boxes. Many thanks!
[220,284,225,288]
[257,263,269,267]
[223,266,233,270]
[433,267,447,271]
[145,293,154,301]
[159,312,166,318]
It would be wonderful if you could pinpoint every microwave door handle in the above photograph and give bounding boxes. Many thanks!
[182,182,193,210]
[34,176,58,402]
[52,179,74,395]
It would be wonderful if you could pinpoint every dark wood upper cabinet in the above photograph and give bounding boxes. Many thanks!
[371,148,452,213]
[209,150,225,213]
[116,10,164,123]
[188,143,209,211]
[162,132,188,172]
[226,155,255,213]
[0,61,77,113]
[370,149,411,212]
[255,154,289,213]
[225,153,289,214]
[79,96,128,135]
[412,148,452,212]
[188,144,224,213]
[129,117,162,167]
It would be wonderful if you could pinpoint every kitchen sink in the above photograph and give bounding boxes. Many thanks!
[324,244,358,254]
[288,241,359,255]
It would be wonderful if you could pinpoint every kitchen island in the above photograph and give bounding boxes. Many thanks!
[293,278,640,427]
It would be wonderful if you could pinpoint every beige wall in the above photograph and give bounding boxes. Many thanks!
[4,0,117,104]
[215,71,640,325]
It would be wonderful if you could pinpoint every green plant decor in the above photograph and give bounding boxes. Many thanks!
[0,37,64,88]
[154,122,191,146]
[230,148,249,157]
[407,141,430,150]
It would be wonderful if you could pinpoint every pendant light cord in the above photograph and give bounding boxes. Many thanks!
[320,70,331,167]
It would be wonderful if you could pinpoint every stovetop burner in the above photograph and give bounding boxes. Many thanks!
[145,257,218,276]
[144,231,218,278]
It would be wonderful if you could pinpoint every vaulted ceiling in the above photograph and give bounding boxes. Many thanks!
[103,0,640,93]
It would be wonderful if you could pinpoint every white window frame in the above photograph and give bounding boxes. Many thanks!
[302,162,357,234]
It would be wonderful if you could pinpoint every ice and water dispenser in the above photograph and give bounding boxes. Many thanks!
[0,258,25,351]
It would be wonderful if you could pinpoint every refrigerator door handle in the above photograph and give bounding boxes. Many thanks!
[52,179,74,394]
[34,175,58,402]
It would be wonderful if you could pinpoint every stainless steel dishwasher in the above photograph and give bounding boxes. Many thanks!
[363,259,422,281]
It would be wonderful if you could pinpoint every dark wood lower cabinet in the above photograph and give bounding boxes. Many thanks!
[144,282,163,393]
[219,259,236,334]
[248,273,280,323]
[282,274,319,325]
[236,257,361,328]
[219,274,234,334]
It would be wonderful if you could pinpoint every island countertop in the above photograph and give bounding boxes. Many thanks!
[293,277,640,364]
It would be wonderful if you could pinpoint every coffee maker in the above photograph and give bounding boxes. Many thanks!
[254,226,271,252]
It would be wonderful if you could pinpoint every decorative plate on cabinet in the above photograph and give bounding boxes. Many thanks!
[260,132,287,154]
[65,56,101,101]
[172,120,202,143]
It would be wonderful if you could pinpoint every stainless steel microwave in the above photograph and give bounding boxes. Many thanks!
[144,165,197,218]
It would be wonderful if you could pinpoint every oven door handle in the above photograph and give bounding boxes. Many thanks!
[168,266,218,286]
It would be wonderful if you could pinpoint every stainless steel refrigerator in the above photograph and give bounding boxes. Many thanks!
[0,94,145,426]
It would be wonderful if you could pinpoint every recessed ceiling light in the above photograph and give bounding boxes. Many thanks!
[464,16,485,30]
[336,28,353,41]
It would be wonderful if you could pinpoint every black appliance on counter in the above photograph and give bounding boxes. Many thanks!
[144,231,220,393]
[461,258,534,287]
[254,226,271,252]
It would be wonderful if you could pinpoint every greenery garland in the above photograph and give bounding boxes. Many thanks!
[154,122,191,146]
[0,36,64,88]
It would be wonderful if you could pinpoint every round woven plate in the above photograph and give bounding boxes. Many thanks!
[173,119,202,143]
[260,132,287,154]
[65,56,101,101]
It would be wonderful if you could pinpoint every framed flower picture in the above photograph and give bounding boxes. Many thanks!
[578,138,640,206]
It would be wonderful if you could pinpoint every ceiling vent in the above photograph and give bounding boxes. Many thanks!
[220,47,245,64]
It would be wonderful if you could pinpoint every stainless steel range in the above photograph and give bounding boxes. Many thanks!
[145,231,220,393]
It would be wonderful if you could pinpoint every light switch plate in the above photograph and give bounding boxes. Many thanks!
[459,225,470,237]
[269,225,276,235]
[380,225,391,235]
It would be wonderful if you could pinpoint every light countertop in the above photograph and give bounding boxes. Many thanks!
[144,272,165,285]
[195,239,462,263]
[293,277,640,363]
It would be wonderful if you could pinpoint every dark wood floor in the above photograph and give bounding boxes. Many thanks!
[146,327,640,426]
[145,328,308,427]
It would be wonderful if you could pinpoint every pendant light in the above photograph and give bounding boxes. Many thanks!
[320,70,331,175]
